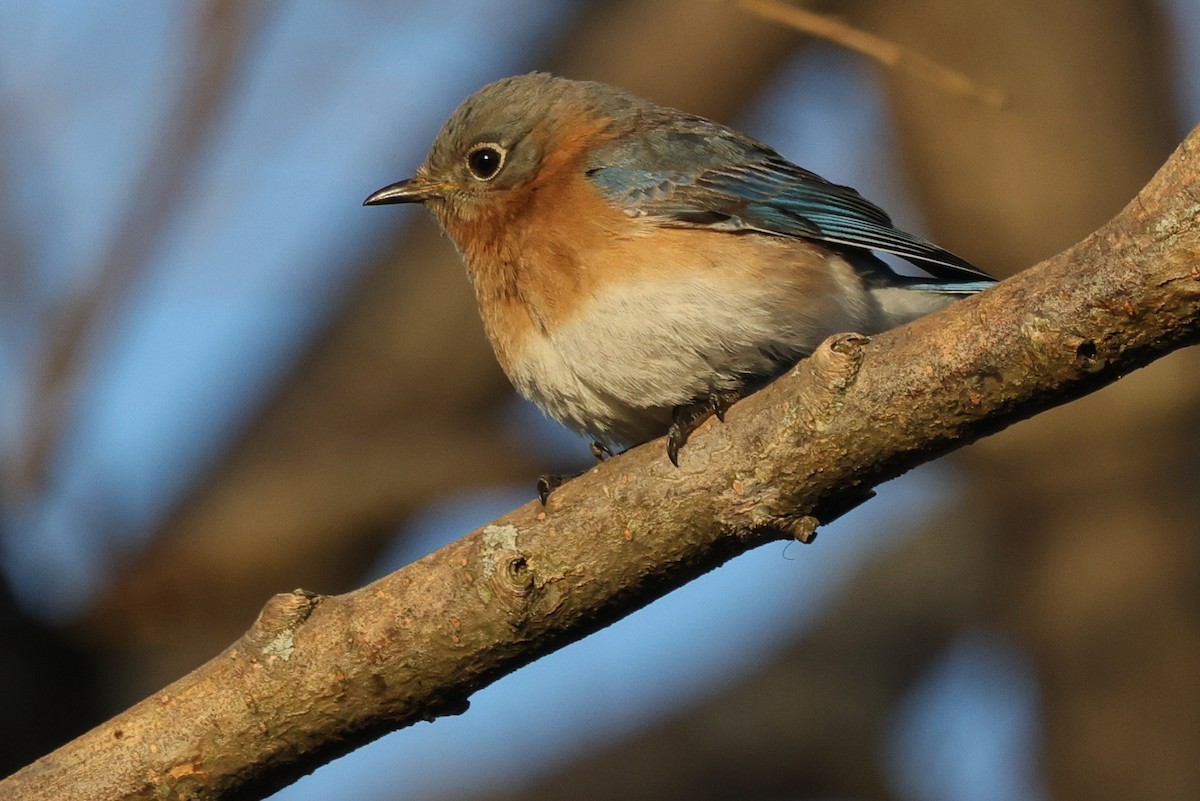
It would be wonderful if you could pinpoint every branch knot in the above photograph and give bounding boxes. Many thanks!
[245,589,322,660]
[795,333,869,431]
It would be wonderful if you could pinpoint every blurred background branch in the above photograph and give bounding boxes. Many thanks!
[740,0,1007,107]
[15,1,279,494]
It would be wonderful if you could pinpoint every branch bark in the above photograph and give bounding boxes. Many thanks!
[456,511,993,801]
[6,125,1200,801]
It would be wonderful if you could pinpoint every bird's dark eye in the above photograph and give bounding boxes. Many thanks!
[466,143,506,181]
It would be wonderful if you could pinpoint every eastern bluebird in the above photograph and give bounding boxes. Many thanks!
[365,72,994,475]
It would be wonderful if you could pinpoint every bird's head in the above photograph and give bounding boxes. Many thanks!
[364,73,636,229]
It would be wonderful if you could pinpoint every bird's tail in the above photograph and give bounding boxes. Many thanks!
[900,279,997,295]
[868,276,996,328]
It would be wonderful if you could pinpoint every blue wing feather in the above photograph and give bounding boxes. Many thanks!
[587,128,993,285]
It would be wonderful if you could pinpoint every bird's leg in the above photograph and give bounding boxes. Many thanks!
[537,442,615,504]
[666,389,746,466]
[708,388,743,422]
[536,474,571,505]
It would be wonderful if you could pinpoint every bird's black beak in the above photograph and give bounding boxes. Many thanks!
[363,175,449,206]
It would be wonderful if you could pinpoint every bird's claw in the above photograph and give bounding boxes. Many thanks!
[666,425,684,467]
[709,389,740,422]
[666,390,744,466]
[539,444,616,503]
[537,474,570,505]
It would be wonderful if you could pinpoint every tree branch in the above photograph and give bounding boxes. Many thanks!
[738,0,1007,108]
[6,125,1200,801]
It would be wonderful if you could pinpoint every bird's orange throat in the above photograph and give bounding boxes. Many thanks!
[438,114,626,374]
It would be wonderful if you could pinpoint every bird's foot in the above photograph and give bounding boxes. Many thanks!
[666,389,744,466]
[707,388,742,423]
[537,444,617,504]
[536,473,575,505]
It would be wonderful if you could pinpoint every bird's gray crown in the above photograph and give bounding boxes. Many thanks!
[421,73,644,186]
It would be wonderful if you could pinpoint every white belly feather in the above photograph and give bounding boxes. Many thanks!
[508,261,872,446]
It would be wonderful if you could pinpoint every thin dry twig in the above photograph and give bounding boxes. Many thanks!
[738,0,1008,108]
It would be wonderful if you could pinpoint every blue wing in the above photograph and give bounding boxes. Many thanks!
[586,125,993,285]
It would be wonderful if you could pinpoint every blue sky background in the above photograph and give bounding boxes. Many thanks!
[1,1,1197,798]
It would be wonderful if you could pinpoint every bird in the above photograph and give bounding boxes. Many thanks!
[364,72,994,482]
